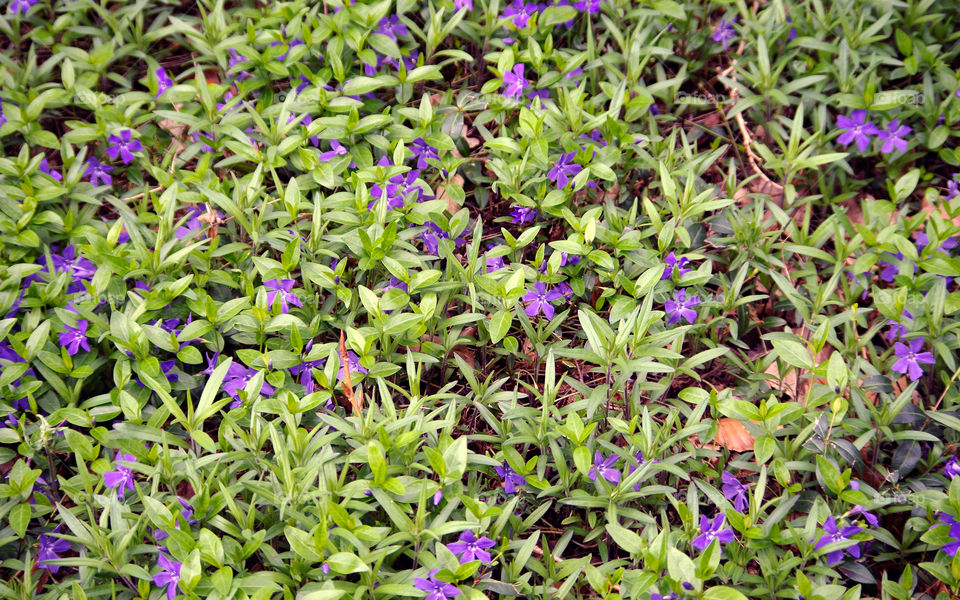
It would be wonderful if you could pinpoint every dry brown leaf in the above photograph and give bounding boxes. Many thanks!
[197,203,224,240]
[714,417,755,452]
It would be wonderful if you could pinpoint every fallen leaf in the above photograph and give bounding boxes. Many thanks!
[714,417,755,452]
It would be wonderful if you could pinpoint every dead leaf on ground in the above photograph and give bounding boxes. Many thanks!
[714,417,756,451]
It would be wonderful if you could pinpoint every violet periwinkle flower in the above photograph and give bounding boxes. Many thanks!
[501,64,530,101]
[0,99,5,125]
[156,68,173,97]
[522,282,563,319]
[264,279,302,314]
[502,0,537,28]
[37,528,71,573]
[510,205,537,224]
[494,462,527,493]
[574,0,601,14]
[454,0,473,10]
[369,167,428,210]
[433,488,443,505]
[721,471,748,512]
[947,177,959,201]
[410,138,440,169]
[319,139,348,162]
[711,17,737,51]
[485,249,506,273]
[665,288,700,325]
[588,451,620,483]
[39,157,62,181]
[813,515,862,564]
[877,119,911,154]
[223,363,275,407]
[892,337,935,381]
[376,15,408,40]
[878,251,914,282]
[944,456,960,479]
[547,151,582,189]
[916,232,958,255]
[885,310,912,342]
[936,513,960,556]
[22,244,97,295]
[447,530,496,564]
[692,514,735,551]
[59,320,90,355]
[153,553,182,600]
[626,451,655,491]
[836,110,880,153]
[414,569,461,600]
[106,129,143,165]
[84,158,114,186]
[8,0,37,15]
[103,452,137,500]
[662,252,691,280]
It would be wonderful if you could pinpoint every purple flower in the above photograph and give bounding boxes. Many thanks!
[502,64,530,101]
[547,151,582,189]
[662,252,691,280]
[813,515,862,564]
[8,0,37,15]
[936,513,960,556]
[510,205,537,224]
[588,451,620,483]
[485,248,506,273]
[414,569,461,600]
[336,350,368,382]
[319,139,348,162]
[455,0,473,9]
[665,288,700,325]
[522,282,563,319]
[947,177,959,201]
[103,452,137,500]
[494,462,527,494]
[502,0,537,28]
[410,138,440,169]
[376,15,408,40]
[721,471,748,512]
[59,320,90,355]
[156,68,173,97]
[836,110,880,153]
[84,158,114,186]
[711,17,737,51]
[692,514,735,551]
[848,505,879,528]
[153,553,182,600]
[885,310,913,342]
[264,279,302,314]
[877,119,911,154]
[447,530,496,564]
[106,129,143,165]
[433,488,443,505]
[574,0,601,14]
[0,99,6,125]
[369,165,428,210]
[39,157,62,181]
[37,528,71,573]
[945,456,960,479]
[228,49,248,70]
[878,251,913,282]
[892,337,935,381]
[223,363,275,406]
[626,451,655,491]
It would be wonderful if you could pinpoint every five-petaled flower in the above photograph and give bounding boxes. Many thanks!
[106,129,143,165]
[665,288,700,325]
[944,456,960,479]
[813,515,862,564]
[37,528,71,573]
[836,110,879,153]
[712,17,737,51]
[877,119,911,154]
[8,0,37,15]
[494,462,527,494]
[502,64,530,101]
[892,337,935,382]
[319,139,348,162]
[447,530,496,564]
[692,514,735,551]
[103,452,137,500]
[376,15,408,40]
[522,282,564,320]
[510,205,537,224]
[153,553,182,600]
[59,320,90,355]
[264,279,303,314]
[156,68,173,97]
[662,252,692,280]
[414,569,461,600]
[721,471,748,512]
[547,151,582,189]
[588,451,620,483]
[84,158,114,186]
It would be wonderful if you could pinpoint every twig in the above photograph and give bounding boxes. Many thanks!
[339,330,363,418]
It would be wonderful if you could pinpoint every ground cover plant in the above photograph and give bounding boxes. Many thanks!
[2,0,960,599]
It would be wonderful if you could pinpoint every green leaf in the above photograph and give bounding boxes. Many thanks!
[772,338,813,370]
[10,503,30,538]
[605,519,644,554]
[489,310,512,344]
[325,552,368,574]
[704,586,749,600]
